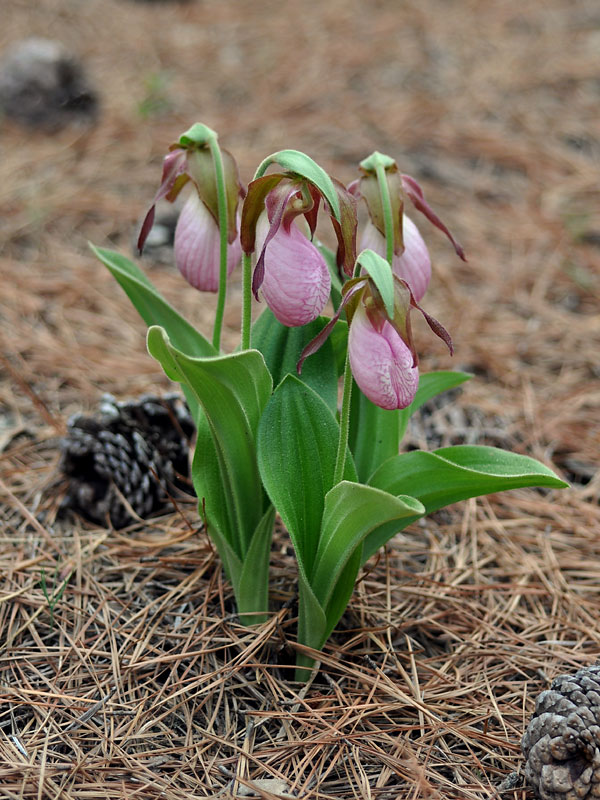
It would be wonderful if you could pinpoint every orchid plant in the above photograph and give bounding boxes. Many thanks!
[92,123,567,679]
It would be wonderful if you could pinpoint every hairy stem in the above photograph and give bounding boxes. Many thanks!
[209,136,229,351]
[374,161,395,266]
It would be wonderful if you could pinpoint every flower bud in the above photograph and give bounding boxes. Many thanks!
[360,215,431,302]
[174,192,241,292]
[348,301,419,410]
[256,215,331,327]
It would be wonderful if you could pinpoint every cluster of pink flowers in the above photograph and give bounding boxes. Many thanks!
[139,142,465,411]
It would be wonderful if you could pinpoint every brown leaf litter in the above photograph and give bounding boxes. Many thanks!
[1,0,599,796]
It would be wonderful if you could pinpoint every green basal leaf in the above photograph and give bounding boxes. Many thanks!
[410,371,473,414]
[91,245,215,359]
[257,375,356,579]
[252,309,338,414]
[349,370,474,484]
[294,481,423,676]
[311,482,424,616]
[91,245,216,422]
[360,517,422,566]
[147,326,272,560]
[369,445,568,512]
[397,370,472,441]
[317,545,362,653]
[237,505,276,625]
[255,149,341,221]
[296,572,327,681]
[192,414,269,622]
[191,411,241,571]
[356,249,395,318]
[363,445,568,562]
[349,388,401,484]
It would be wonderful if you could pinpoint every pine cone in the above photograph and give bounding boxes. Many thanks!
[522,664,600,799]
[60,393,194,527]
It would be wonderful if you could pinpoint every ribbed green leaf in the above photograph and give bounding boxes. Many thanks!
[397,370,472,441]
[147,327,272,558]
[237,505,277,625]
[349,388,402,484]
[92,245,215,421]
[192,412,240,568]
[296,573,327,681]
[91,245,214,358]
[363,445,568,562]
[294,482,423,675]
[257,375,356,579]
[350,370,474,484]
[312,482,424,614]
[252,309,338,414]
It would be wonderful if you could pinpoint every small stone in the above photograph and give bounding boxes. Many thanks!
[0,38,97,130]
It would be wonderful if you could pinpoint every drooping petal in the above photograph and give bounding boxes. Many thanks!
[329,178,358,277]
[174,193,241,292]
[401,174,466,261]
[256,215,331,327]
[240,173,287,255]
[349,302,419,410]
[297,277,368,373]
[360,216,431,302]
[251,182,305,300]
[409,290,454,356]
[138,149,188,254]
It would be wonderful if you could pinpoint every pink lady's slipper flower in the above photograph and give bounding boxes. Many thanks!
[175,192,242,292]
[241,162,357,327]
[349,152,466,302]
[298,253,453,411]
[138,123,243,293]
[255,212,330,326]
[348,300,419,409]
[360,215,431,302]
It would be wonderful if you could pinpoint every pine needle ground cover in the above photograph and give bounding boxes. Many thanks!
[1,1,598,797]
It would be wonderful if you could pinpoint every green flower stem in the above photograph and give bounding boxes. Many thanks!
[333,257,363,485]
[241,252,253,350]
[374,161,395,266]
[333,349,353,485]
[209,136,229,352]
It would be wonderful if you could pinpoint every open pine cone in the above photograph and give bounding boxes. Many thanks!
[522,664,600,799]
[60,393,194,527]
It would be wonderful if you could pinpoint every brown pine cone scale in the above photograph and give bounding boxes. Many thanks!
[522,664,600,799]
[60,393,194,527]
